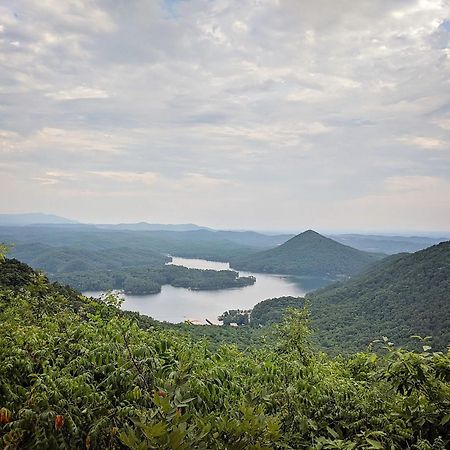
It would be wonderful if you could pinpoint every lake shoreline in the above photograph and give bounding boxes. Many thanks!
[84,256,329,324]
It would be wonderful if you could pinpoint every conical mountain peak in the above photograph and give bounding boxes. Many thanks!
[231,229,383,277]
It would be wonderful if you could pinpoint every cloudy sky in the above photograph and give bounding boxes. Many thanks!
[1,0,449,232]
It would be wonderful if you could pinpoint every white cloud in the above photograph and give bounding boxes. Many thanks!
[46,86,109,100]
[383,175,443,191]
[88,170,158,185]
[32,177,58,185]
[399,135,448,150]
[1,127,128,156]
[433,117,450,131]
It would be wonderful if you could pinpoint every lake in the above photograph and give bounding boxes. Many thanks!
[85,256,326,324]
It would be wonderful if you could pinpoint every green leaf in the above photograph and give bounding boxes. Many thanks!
[142,422,167,439]
[326,426,339,439]
[366,438,384,449]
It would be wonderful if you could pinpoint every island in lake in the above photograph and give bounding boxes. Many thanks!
[59,263,255,295]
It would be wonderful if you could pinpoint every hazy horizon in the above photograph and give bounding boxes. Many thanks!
[1,1,449,231]
[1,211,449,237]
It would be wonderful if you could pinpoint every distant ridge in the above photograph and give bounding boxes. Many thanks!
[96,222,210,232]
[0,213,78,226]
[230,229,384,277]
[328,233,449,254]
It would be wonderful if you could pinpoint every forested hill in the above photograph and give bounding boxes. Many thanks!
[231,230,384,277]
[308,241,450,353]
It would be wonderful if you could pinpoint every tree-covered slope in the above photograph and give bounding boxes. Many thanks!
[11,243,170,275]
[249,296,305,327]
[231,230,384,277]
[308,241,450,353]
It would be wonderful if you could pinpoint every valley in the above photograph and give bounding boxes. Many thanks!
[1,220,448,354]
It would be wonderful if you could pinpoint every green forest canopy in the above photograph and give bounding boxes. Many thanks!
[307,241,450,354]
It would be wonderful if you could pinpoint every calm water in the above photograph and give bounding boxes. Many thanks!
[85,257,324,324]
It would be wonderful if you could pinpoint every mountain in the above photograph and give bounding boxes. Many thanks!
[97,222,210,232]
[230,230,384,278]
[0,213,78,226]
[328,233,448,254]
[307,241,450,353]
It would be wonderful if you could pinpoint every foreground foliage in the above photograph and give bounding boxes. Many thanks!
[0,258,449,449]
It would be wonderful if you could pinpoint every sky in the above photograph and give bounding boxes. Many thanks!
[0,0,449,232]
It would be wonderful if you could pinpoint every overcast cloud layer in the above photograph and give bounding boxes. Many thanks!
[1,0,449,232]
